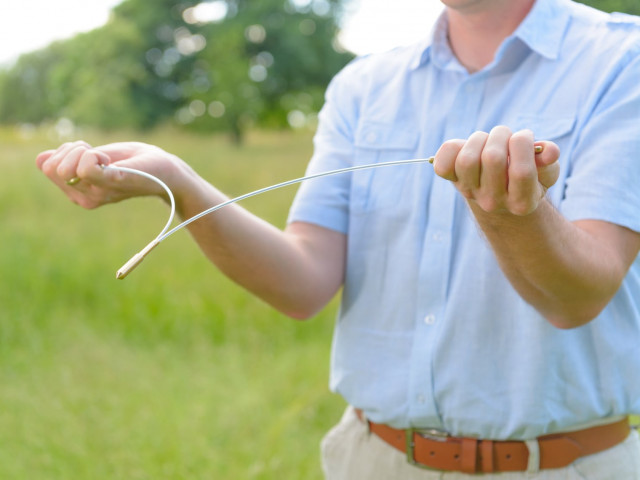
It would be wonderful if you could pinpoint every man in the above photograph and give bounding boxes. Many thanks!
[37,0,640,478]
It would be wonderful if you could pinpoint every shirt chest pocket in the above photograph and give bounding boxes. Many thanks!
[351,122,421,214]
[512,114,575,144]
[510,114,576,203]
[513,115,576,195]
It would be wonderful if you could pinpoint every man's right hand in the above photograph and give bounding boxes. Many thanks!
[36,141,185,209]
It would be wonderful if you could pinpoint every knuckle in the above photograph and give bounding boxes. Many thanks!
[438,139,464,158]
[69,144,88,155]
[507,191,537,216]
[76,162,92,178]
[510,200,534,216]
[481,147,506,168]
[41,160,56,177]
[459,188,474,200]
[457,151,478,169]
[509,164,536,183]
[70,140,90,150]
[477,197,499,212]
[56,163,72,179]
[470,130,489,141]
[47,153,61,165]
[490,125,512,137]
[79,149,97,162]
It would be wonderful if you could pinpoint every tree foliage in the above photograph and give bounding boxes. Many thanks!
[2,0,638,142]
[0,0,353,142]
[576,0,640,15]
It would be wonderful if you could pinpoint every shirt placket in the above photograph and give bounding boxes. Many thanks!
[407,74,487,427]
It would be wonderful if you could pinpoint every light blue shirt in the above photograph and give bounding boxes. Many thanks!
[288,0,640,440]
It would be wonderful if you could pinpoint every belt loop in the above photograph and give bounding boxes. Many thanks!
[353,408,371,435]
[480,440,494,473]
[461,438,478,474]
[525,439,540,473]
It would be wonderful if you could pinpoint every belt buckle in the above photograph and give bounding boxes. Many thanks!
[405,427,449,470]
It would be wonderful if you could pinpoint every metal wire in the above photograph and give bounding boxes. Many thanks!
[158,157,434,242]
[103,164,176,240]
[108,156,434,278]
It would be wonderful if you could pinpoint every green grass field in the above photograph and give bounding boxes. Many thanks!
[0,125,345,479]
[2,125,638,479]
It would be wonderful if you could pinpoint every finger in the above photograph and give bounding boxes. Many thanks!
[433,139,466,181]
[533,141,561,189]
[65,149,111,187]
[537,162,560,190]
[35,150,55,170]
[56,145,89,183]
[455,131,489,195]
[95,142,149,162]
[49,141,91,165]
[75,149,111,184]
[40,141,91,180]
[479,126,511,206]
[507,129,538,215]
[40,142,73,177]
[534,141,560,168]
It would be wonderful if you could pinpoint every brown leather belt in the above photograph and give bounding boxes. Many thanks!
[355,409,630,474]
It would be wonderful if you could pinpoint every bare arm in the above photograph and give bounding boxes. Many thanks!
[36,141,346,319]
[433,127,640,328]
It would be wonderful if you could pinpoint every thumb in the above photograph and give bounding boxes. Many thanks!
[535,141,561,189]
[75,149,112,183]
[534,141,560,167]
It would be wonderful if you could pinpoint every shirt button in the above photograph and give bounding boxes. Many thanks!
[365,132,377,143]
[432,231,444,242]
[424,314,436,325]
[417,395,426,403]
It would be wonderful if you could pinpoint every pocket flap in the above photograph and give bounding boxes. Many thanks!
[513,115,575,141]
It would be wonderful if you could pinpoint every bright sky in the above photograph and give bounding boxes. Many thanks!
[0,0,122,66]
[338,0,443,54]
[0,0,443,66]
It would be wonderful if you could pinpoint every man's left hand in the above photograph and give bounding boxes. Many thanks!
[433,126,560,215]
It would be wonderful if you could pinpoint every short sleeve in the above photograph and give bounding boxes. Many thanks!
[286,61,364,234]
[561,45,640,233]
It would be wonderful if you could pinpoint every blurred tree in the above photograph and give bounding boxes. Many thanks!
[50,21,154,129]
[11,0,635,141]
[0,47,63,124]
[186,0,352,143]
[0,0,353,143]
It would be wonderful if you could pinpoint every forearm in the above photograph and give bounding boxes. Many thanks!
[431,127,638,327]
[469,199,627,328]
[36,141,342,318]
[169,162,345,319]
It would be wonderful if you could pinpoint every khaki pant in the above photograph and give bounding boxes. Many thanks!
[321,407,640,480]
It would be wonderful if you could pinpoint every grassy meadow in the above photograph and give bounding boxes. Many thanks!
[2,125,638,479]
[0,125,345,479]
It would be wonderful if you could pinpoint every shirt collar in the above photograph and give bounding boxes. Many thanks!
[512,0,571,60]
[409,0,572,70]
[408,11,448,70]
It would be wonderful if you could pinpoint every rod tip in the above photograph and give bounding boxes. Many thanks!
[114,239,160,280]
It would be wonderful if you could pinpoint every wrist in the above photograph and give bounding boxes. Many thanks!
[468,196,552,231]
[166,158,227,221]
[159,155,199,201]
